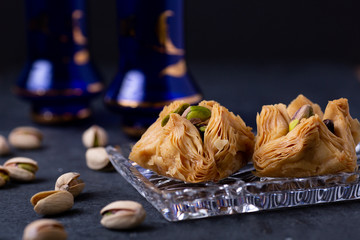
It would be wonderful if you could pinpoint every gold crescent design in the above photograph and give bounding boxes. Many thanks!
[72,10,87,45]
[159,59,187,77]
[156,10,184,56]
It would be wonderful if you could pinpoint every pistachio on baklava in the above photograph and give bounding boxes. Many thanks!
[129,100,255,183]
[253,95,360,178]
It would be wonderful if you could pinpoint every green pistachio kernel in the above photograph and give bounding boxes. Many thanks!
[0,172,9,182]
[161,115,170,127]
[289,119,300,132]
[17,163,37,173]
[174,103,190,115]
[198,125,207,132]
[185,106,211,122]
[161,103,190,127]
[289,104,314,131]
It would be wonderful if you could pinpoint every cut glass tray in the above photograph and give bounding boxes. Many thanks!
[107,145,360,222]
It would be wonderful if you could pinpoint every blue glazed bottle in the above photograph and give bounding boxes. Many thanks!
[16,0,103,124]
[105,0,202,136]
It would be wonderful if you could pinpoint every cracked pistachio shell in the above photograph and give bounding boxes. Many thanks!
[82,125,108,148]
[55,172,85,197]
[86,147,114,171]
[23,219,67,240]
[8,126,43,149]
[0,135,10,156]
[31,190,74,216]
[100,201,146,230]
[0,166,10,187]
[4,157,38,182]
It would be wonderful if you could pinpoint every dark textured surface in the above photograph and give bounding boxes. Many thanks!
[2,62,360,240]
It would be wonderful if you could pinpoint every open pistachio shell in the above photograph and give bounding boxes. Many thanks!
[55,172,85,197]
[31,190,74,215]
[4,157,38,182]
[8,126,43,149]
[23,219,67,240]
[100,200,146,230]
[82,125,108,148]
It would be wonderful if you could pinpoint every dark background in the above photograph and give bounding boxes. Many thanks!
[2,2,360,240]
[2,0,360,129]
[2,0,360,71]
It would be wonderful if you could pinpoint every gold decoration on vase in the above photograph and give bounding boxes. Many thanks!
[74,49,89,65]
[72,10,87,45]
[159,59,186,77]
[155,10,184,56]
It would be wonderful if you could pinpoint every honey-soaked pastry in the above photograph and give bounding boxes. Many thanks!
[129,100,255,183]
[253,94,360,177]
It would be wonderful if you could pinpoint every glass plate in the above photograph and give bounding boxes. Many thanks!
[107,145,360,222]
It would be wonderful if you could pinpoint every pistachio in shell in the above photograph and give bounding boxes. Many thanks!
[85,147,114,171]
[55,172,85,197]
[8,126,43,149]
[100,200,146,230]
[4,157,38,182]
[0,135,10,156]
[82,125,108,148]
[23,219,67,240]
[0,166,10,187]
[31,190,74,215]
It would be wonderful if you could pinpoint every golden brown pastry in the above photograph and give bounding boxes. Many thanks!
[129,100,255,183]
[253,94,360,177]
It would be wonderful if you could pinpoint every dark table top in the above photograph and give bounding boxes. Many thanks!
[2,61,360,240]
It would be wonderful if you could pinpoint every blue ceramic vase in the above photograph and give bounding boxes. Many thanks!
[105,0,202,136]
[16,0,103,124]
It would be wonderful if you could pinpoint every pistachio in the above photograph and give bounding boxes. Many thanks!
[55,172,85,197]
[323,119,335,134]
[289,104,314,131]
[198,125,207,132]
[185,106,211,123]
[174,103,190,115]
[0,166,10,187]
[8,126,43,149]
[82,125,108,148]
[100,201,146,230]
[31,190,74,215]
[86,147,114,171]
[0,135,10,156]
[161,103,190,127]
[23,219,67,240]
[4,157,38,182]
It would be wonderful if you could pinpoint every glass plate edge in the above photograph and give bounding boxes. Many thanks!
[107,145,360,222]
